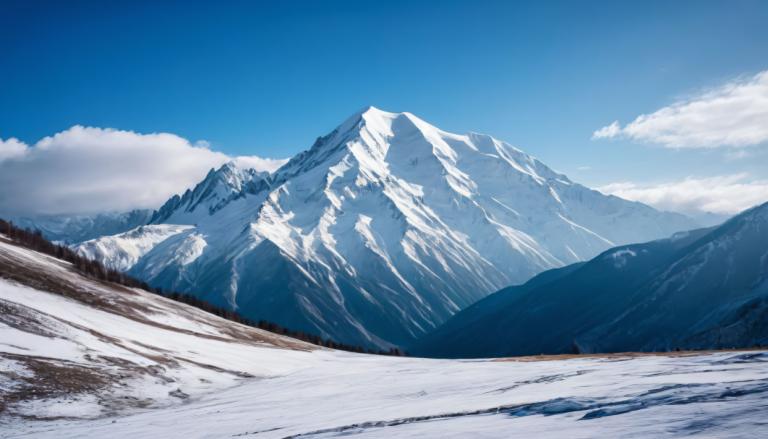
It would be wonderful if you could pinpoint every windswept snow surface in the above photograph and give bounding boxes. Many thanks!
[75,107,696,349]
[9,347,768,438]
[2,238,768,438]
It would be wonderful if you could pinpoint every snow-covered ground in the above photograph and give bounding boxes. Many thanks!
[0,236,316,421]
[3,236,768,438]
[8,350,768,438]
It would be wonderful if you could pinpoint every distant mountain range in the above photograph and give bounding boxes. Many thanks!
[6,209,153,244]
[412,201,768,358]
[64,107,695,349]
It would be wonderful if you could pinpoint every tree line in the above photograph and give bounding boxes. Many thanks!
[0,218,405,356]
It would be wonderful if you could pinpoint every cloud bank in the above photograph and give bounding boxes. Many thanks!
[599,174,768,218]
[0,126,287,216]
[232,155,289,173]
[593,70,768,149]
[0,137,28,161]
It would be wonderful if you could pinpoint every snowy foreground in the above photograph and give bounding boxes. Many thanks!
[10,350,768,438]
[2,239,768,438]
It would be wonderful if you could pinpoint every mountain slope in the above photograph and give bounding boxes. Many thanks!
[0,233,316,420]
[75,224,195,272]
[74,107,696,348]
[412,201,768,358]
[4,226,768,438]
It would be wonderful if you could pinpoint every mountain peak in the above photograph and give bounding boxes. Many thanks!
[361,106,436,131]
[150,160,270,224]
[219,160,239,172]
[333,106,398,137]
[354,105,397,119]
[338,106,438,139]
[196,162,255,192]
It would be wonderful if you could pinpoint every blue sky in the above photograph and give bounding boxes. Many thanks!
[1,0,767,217]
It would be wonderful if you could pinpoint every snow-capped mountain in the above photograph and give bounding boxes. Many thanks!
[412,201,768,358]
[6,209,153,244]
[74,107,696,348]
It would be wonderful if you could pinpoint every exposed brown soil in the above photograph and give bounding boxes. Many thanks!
[0,353,109,417]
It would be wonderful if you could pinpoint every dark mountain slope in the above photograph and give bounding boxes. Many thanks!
[412,202,768,358]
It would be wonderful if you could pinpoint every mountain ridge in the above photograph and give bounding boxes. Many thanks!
[5,209,154,244]
[411,201,768,358]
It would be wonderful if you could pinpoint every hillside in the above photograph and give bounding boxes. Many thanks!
[0,232,316,420]
[412,202,768,358]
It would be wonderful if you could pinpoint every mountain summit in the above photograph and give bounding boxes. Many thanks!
[76,107,696,348]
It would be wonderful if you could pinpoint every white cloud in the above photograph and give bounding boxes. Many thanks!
[593,70,768,149]
[598,174,768,217]
[0,126,288,216]
[591,121,621,140]
[0,137,28,161]
[233,155,288,174]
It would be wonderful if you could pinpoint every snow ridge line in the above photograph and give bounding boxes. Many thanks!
[247,402,529,438]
